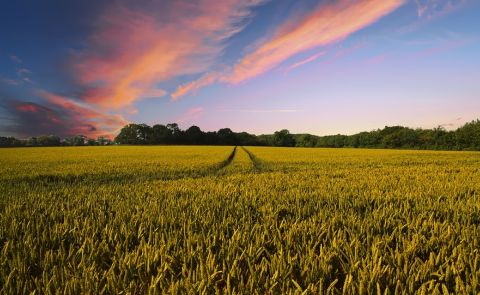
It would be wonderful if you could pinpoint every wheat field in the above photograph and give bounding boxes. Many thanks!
[1,146,479,294]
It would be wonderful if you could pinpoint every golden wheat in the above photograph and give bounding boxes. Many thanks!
[0,146,479,294]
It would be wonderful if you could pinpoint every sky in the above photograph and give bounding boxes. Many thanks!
[0,0,479,138]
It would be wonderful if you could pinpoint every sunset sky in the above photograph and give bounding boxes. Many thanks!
[1,0,479,138]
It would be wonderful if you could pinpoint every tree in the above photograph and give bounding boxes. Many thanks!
[455,119,480,150]
[381,127,417,148]
[3,118,480,150]
[87,138,98,146]
[97,136,112,145]
[166,123,182,144]
[257,134,273,146]
[137,124,153,144]
[151,124,171,144]
[0,136,22,147]
[36,135,61,146]
[273,129,295,147]
[204,131,219,145]
[217,128,236,145]
[443,131,457,149]
[114,124,152,144]
[296,134,317,147]
[66,135,87,146]
[115,124,140,144]
[431,126,447,149]
[184,126,204,145]
[236,132,259,146]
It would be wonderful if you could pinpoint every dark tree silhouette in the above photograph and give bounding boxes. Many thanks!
[273,129,295,147]
[2,120,480,150]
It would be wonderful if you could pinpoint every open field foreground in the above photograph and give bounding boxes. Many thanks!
[1,146,479,294]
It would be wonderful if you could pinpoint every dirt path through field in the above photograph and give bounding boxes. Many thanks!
[5,146,260,186]
[240,146,266,171]
[215,146,257,175]
[215,146,237,170]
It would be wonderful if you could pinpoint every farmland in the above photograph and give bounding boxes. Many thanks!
[1,146,479,294]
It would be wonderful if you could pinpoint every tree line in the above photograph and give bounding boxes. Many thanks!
[1,119,479,150]
[0,135,113,147]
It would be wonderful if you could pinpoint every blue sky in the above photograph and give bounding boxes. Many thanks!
[1,0,479,138]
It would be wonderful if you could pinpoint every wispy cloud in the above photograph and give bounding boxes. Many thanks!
[16,68,31,76]
[15,103,39,113]
[224,0,405,84]
[73,0,264,109]
[407,37,471,61]
[415,0,467,19]
[217,108,299,113]
[2,1,266,136]
[363,53,389,65]
[1,78,20,86]
[15,67,33,83]
[0,90,128,138]
[177,107,204,124]
[172,72,221,101]
[439,116,465,129]
[37,90,128,137]
[285,51,326,73]
[172,0,404,99]
[9,55,22,64]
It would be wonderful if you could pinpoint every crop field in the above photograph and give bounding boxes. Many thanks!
[1,146,479,294]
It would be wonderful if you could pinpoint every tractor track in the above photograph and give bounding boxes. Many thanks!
[4,146,268,187]
[240,146,266,171]
[5,146,240,186]
[216,146,237,171]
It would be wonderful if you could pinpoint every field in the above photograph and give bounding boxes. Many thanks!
[1,146,479,294]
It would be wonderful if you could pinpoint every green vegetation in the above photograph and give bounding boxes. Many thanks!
[1,146,479,294]
[2,119,480,151]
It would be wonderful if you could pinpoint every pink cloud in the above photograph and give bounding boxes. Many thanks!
[364,53,388,65]
[37,90,128,137]
[170,1,403,99]
[171,72,221,101]
[224,0,405,84]
[16,103,39,113]
[5,101,86,138]
[1,78,20,86]
[177,107,204,124]
[218,108,298,113]
[73,0,264,109]
[285,51,326,73]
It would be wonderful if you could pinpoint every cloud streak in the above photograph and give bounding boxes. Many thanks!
[73,0,264,109]
[1,92,128,138]
[2,0,265,137]
[285,51,326,73]
[177,107,204,124]
[38,91,128,137]
[1,79,20,86]
[225,0,405,84]
[219,108,299,113]
[172,0,404,99]
[172,72,221,101]
[415,0,466,18]
[9,55,22,64]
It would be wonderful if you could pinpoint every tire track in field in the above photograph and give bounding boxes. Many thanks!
[215,146,237,170]
[212,146,239,176]
[241,146,267,172]
[4,146,239,186]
